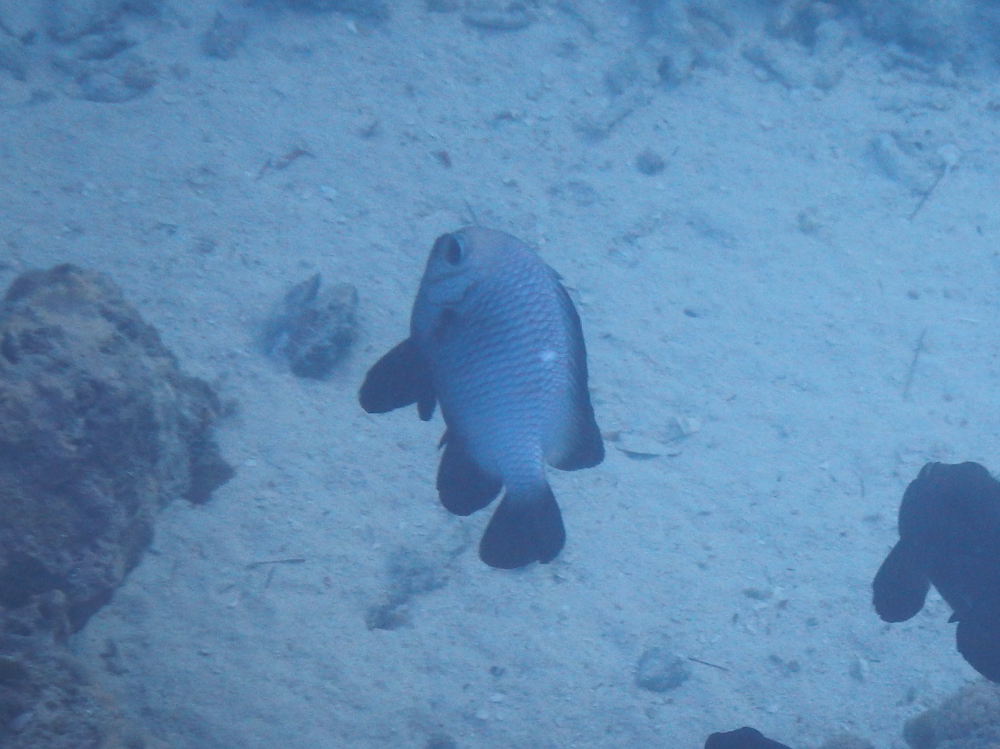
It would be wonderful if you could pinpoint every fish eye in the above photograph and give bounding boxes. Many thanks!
[434,233,464,265]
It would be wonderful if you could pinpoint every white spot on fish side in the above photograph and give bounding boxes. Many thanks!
[539,349,557,363]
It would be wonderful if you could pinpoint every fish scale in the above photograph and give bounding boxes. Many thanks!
[359,226,604,568]
[433,274,568,479]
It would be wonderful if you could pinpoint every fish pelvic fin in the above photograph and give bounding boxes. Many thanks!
[479,484,565,569]
[872,539,930,622]
[437,432,502,516]
[359,338,436,420]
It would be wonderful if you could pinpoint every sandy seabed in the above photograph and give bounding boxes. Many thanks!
[3,2,1000,747]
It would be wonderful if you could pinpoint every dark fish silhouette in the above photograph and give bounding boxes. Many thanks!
[359,227,604,568]
[705,727,793,749]
[873,461,1000,682]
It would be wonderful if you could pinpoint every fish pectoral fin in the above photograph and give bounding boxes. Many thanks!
[359,338,436,419]
[437,435,501,516]
[479,485,565,569]
[872,539,930,622]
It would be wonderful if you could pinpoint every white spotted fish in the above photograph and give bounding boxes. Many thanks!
[360,227,604,568]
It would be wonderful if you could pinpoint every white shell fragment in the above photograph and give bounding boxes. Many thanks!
[614,416,702,459]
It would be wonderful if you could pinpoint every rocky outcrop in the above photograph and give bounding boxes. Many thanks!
[0,640,170,749]
[0,264,233,747]
[903,681,1000,749]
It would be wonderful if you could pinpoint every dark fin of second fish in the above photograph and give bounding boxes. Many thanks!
[479,485,565,569]
[437,431,502,516]
[550,281,604,471]
[956,598,1000,682]
[358,338,436,420]
[872,539,930,622]
[704,727,794,749]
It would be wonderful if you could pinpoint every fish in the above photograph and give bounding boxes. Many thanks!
[359,227,604,569]
[704,727,793,749]
[872,461,1000,682]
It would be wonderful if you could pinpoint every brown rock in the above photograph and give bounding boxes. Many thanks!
[0,264,233,636]
[903,680,1000,748]
[0,636,169,749]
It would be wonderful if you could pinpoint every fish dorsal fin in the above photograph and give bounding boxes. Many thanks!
[550,281,604,471]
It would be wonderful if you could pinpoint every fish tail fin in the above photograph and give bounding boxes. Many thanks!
[956,600,1000,682]
[479,484,565,569]
[872,539,930,622]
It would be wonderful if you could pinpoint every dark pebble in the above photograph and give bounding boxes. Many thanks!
[202,12,247,61]
[425,734,458,749]
[635,647,691,692]
[635,149,666,176]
